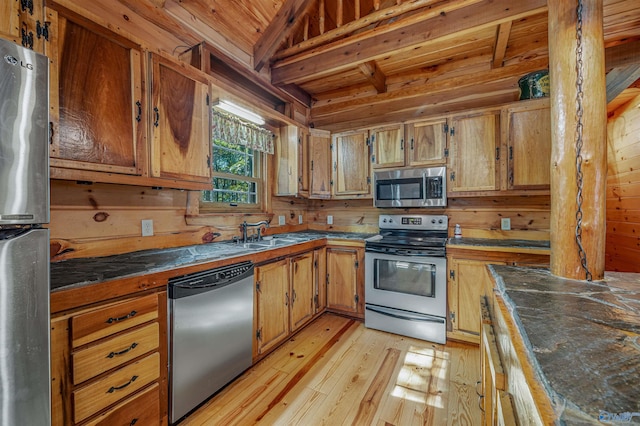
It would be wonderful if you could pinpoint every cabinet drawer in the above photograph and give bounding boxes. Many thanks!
[83,382,160,426]
[73,352,160,423]
[73,322,159,385]
[72,294,159,348]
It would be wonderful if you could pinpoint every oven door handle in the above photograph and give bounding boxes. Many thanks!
[366,305,445,324]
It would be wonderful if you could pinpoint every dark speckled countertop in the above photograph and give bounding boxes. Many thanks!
[50,231,374,292]
[489,265,640,424]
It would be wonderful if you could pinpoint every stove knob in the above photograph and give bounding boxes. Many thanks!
[431,219,436,224]
[218,272,226,280]
[438,219,443,224]
[382,218,387,223]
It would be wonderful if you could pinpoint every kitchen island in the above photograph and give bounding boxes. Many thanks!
[487,265,640,424]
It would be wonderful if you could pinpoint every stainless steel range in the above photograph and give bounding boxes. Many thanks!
[365,214,448,343]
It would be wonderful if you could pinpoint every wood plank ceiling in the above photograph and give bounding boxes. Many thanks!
[67,0,640,130]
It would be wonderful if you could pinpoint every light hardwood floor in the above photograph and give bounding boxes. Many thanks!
[182,313,482,425]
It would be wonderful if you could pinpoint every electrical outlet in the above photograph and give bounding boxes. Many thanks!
[141,219,154,236]
[501,218,511,231]
[278,215,285,226]
[298,214,303,224]
[327,215,333,225]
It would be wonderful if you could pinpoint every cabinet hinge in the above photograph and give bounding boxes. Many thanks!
[21,25,34,50]
[355,294,360,304]
[311,160,314,171]
[256,281,261,292]
[450,127,455,136]
[449,171,455,182]
[298,176,302,184]
[326,273,330,284]
[256,328,262,341]
[366,176,371,185]
[371,154,376,163]
[330,179,334,186]
[495,147,500,160]
[444,148,449,158]
[443,123,448,134]
[330,143,334,151]
[206,94,210,106]
[355,260,359,269]
[449,270,455,280]
[36,21,50,41]
[314,259,318,268]
[21,0,34,14]
[450,312,455,322]
[509,146,513,160]
[206,154,211,168]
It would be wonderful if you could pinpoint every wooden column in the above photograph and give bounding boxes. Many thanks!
[548,0,606,280]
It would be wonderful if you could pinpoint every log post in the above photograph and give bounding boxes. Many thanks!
[548,0,606,280]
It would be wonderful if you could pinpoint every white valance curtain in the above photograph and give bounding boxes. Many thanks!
[211,109,274,154]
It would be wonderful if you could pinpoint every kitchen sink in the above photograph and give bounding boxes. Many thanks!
[242,238,297,249]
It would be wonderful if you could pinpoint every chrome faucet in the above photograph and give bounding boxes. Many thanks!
[242,220,270,243]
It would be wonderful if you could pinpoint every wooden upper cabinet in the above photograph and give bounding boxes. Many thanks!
[0,0,45,52]
[274,125,299,196]
[309,129,331,199]
[150,54,211,183]
[448,111,501,193]
[505,99,551,190]
[332,130,370,196]
[370,123,405,169]
[406,118,449,166]
[46,6,146,175]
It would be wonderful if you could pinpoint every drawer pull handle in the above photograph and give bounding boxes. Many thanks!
[106,342,138,358]
[130,419,138,426]
[106,310,137,324]
[107,375,138,393]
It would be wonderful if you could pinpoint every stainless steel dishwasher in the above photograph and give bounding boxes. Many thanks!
[168,261,254,424]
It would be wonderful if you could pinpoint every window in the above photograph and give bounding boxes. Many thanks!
[201,108,273,210]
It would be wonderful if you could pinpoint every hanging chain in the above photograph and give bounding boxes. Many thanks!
[574,0,592,282]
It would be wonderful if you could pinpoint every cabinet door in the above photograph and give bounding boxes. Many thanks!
[298,126,310,197]
[0,0,45,52]
[150,55,211,183]
[309,129,332,199]
[449,112,500,192]
[46,7,145,175]
[370,124,404,168]
[407,118,448,166]
[332,130,370,196]
[448,258,506,341]
[326,248,359,313]
[274,125,299,196]
[290,252,314,332]
[255,259,290,356]
[506,100,551,190]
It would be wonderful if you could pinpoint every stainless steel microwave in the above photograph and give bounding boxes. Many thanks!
[373,166,447,208]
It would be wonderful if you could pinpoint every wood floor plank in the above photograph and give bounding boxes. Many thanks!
[182,314,481,426]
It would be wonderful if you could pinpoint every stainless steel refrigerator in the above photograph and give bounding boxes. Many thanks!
[0,38,51,425]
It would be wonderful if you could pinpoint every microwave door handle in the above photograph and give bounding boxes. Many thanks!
[423,173,428,203]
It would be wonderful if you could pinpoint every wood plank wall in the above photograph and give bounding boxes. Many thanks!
[606,94,640,272]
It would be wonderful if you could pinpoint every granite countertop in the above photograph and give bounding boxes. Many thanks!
[489,265,640,423]
[447,237,551,251]
[50,231,374,292]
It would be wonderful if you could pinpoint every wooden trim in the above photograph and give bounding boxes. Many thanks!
[492,21,512,68]
[357,61,387,94]
[605,40,640,68]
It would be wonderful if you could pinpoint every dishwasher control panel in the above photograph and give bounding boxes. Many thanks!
[168,261,254,298]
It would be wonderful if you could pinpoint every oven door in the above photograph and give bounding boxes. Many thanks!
[365,251,447,317]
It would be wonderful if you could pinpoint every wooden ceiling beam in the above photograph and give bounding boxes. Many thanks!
[271,0,547,85]
[605,39,640,68]
[272,0,483,62]
[358,61,387,93]
[606,65,640,103]
[311,56,548,119]
[253,0,317,72]
[492,21,512,68]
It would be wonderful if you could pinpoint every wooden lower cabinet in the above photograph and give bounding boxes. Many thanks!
[51,291,166,425]
[255,258,290,357]
[326,245,364,317]
[254,250,320,358]
[447,246,549,344]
